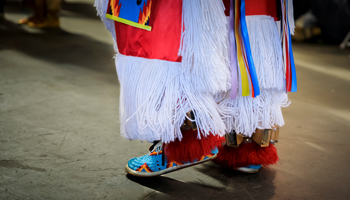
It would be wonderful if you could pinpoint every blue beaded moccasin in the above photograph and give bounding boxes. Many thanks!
[125,141,218,177]
[235,165,262,173]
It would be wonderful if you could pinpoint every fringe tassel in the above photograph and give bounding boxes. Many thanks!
[94,0,118,52]
[288,0,295,35]
[219,89,290,137]
[178,0,231,94]
[220,15,290,137]
[219,16,289,136]
[116,54,227,143]
[246,15,285,90]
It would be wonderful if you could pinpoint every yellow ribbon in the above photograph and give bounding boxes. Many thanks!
[234,0,249,96]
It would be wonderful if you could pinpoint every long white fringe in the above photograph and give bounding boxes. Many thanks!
[93,0,232,143]
[94,0,118,52]
[288,0,295,35]
[219,89,290,137]
[221,15,290,136]
[178,0,231,94]
[116,54,227,143]
[246,15,285,90]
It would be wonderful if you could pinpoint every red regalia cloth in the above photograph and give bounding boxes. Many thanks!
[114,0,183,62]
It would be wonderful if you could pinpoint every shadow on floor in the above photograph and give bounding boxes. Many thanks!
[0,14,115,74]
[3,0,101,21]
[0,2,115,73]
[127,163,276,200]
[60,1,102,20]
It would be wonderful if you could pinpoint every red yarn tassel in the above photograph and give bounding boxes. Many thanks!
[213,140,279,169]
[164,129,225,164]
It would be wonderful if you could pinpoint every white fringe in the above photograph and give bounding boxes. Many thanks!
[178,0,231,94]
[94,0,118,52]
[221,15,290,136]
[288,0,295,35]
[220,89,290,137]
[246,15,285,91]
[116,54,227,143]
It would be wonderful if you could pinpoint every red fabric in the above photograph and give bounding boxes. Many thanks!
[223,0,230,16]
[213,140,279,169]
[285,35,291,91]
[222,0,279,21]
[114,0,182,62]
[164,129,225,164]
[245,0,279,21]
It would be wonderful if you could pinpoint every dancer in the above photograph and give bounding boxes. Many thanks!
[18,0,61,28]
[94,0,296,176]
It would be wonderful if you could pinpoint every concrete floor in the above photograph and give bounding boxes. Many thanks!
[1,1,350,199]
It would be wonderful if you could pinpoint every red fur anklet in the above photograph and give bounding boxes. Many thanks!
[213,140,279,169]
[164,129,224,164]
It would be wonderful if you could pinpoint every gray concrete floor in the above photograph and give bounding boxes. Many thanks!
[1,1,350,199]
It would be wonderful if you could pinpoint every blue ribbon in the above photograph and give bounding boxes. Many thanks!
[239,0,260,97]
[286,0,297,92]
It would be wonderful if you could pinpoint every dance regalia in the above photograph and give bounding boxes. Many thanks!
[94,0,296,176]
[215,0,296,172]
[95,0,230,143]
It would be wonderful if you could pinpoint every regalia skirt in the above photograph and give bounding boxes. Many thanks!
[95,0,231,143]
[221,0,294,137]
[94,0,295,142]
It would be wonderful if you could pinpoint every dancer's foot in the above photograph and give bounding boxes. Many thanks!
[213,140,279,173]
[18,18,31,24]
[18,16,42,25]
[235,165,261,173]
[28,15,59,28]
[125,141,218,177]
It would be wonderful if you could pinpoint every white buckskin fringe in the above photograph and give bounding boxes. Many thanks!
[246,15,285,90]
[178,0,231,94]
[219,89,290,137]
[288,0,295,35]
[94,0,118,52]
[116,54,227,143]
[220,15,291,136]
